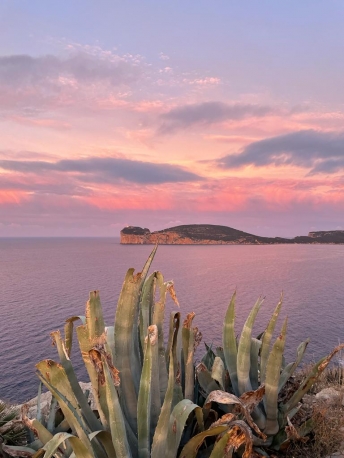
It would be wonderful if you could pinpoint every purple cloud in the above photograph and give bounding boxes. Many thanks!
[218,130,344,174]
[158,102,274,134]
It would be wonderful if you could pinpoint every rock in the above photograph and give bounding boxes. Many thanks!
[16,382,95,421]
[302,393,315,406]
[315,387,342,405]
[326,443,344,458]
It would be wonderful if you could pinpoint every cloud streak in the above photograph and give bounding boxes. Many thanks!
[0,52,142,87]
[0,156,202,184]
[0,51,147,115]
[218,129,344,174]
[158,102,274,133]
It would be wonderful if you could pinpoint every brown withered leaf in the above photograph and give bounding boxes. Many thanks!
[224,422,253,458]
[193,327,202,350]
[210,412,236,428]
[89,349,105,385]
[183,312,195,328]
[204,390,267,440]
[167,282,180,307]
[239,384,265,412]
[147,324,158,346]
[285,416,309,444]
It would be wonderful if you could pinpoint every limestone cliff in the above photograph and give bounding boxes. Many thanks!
[308,230,344,243]
[120,225,344,245]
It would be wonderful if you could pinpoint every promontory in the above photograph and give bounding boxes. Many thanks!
[120,224,344,245]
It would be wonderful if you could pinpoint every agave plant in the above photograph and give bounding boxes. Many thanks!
[0,400,27,457]
[194,292,344,455]
[4,247,210,458]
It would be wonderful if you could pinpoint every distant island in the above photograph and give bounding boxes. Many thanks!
[120,224,344,245]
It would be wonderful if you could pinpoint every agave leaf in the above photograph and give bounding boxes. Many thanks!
[138,325,158,458]
[76,291,108,429]
[64,316,86,357]
[260,295,283,383]
[223,292,238,395]
[166,399,203,458]
[211,357,225,390]
[21,405,53,446]
[182,313,197,402]
[151,352,176,457]
[51,330,103,432]
[249,338,261,391]
[210,421,253,458]
[282,343,344,415]
[85,290,105,341]
[76,325,109,428]
[92,351,132,458]
[237,297,264,396]
[43,432,93,458]
[54,419,70,434]
[148,324,162,444]
[114,246,157,435]
[152,273,171,404]
[201,343,216,371]
[196,363,220,396]
[209,430,234,458]
[88,430,117,457]
[179,425,229,458]
[297,416,316,438]
[46,396,58,433]
[140,272,156,350]
[204,390,266,441]
[114,268,145,435]
[278,339,309,393]
[151,313,180,458]
[215,347,226,369]
[165,312,181,371]
[287,403,302,421]
[36,361,95,456]
[142,245,158,280]
[104,326,115,362]
[264,317,288,436]
[136,246,159,345]
[132,246,159,394]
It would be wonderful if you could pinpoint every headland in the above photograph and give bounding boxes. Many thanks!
[120,224,344,245]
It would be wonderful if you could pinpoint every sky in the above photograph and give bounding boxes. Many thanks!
[1,1,344,237]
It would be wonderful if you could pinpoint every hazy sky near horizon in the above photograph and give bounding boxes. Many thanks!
[1,1,344,237]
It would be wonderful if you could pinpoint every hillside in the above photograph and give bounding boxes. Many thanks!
[120,224,344,245]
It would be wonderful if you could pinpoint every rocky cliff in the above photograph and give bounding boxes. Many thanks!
[120,225,344,245]
[308,230,344,243]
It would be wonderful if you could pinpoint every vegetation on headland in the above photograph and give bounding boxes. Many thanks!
[2,246,344,458]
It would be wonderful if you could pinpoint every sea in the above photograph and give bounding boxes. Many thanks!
[1,238,344,403]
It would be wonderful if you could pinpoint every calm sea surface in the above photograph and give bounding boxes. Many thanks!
[1,238,344,403]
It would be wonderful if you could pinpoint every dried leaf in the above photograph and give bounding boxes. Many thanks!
[167,282,180,307]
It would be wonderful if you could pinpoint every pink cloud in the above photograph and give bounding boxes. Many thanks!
[188,77,221,86]
[9,116,71,130]
[204,134,260,144]
[0,189,28,205]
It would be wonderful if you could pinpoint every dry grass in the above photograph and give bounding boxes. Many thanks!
[282,365,344,458]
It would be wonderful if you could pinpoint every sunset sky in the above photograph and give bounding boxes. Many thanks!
[1,1,344,237]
